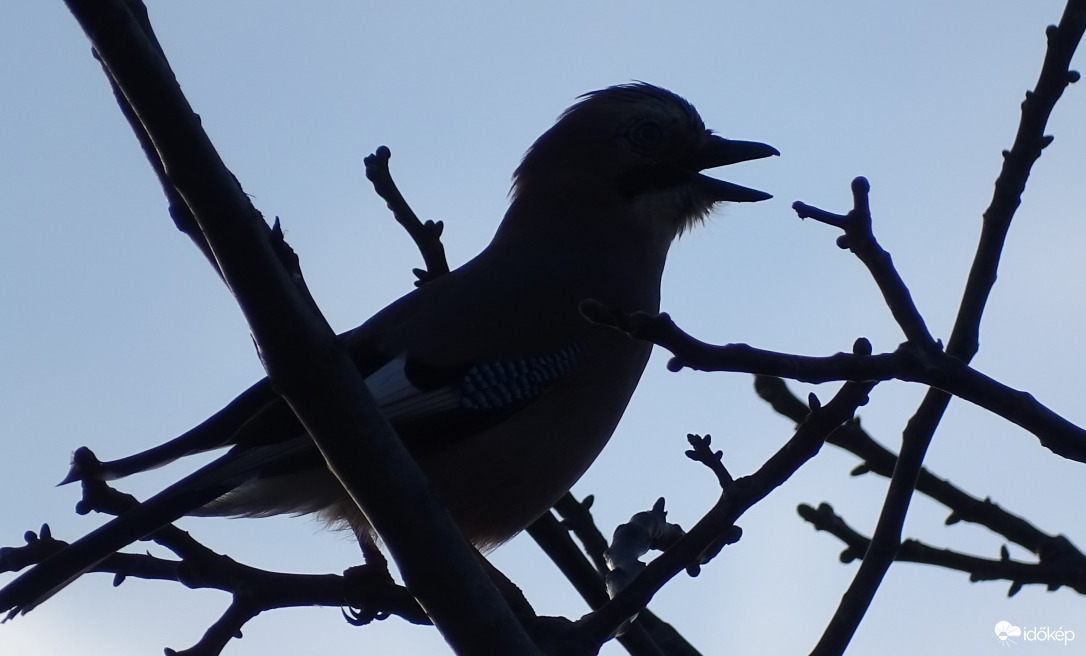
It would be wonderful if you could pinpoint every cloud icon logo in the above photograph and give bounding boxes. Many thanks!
[995,621,1022,643]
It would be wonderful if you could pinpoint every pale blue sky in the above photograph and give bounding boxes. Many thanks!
[2,2,1085,654]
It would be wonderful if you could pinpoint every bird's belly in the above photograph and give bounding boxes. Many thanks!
[413,338,650,548]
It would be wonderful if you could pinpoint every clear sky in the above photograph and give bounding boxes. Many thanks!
[2,2,1084,654]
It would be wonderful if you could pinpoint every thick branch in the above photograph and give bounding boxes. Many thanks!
[88,3,219,274]
[61,1,537,653]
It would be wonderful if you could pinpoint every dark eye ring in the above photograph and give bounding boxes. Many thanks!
[628,121,664,151]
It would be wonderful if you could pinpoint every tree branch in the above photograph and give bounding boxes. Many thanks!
[363,146,450,285]
[754,375,1077,557]
[799,503,1086,597]
[571,377,875,646]
[581,307,1086,463]
[809,4,1086,653]
[794,177,935,347]
[60,1,538,652]
[1,477,430,656]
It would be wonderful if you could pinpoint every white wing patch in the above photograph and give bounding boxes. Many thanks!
[365,344,584,420]
[365,356,461,421]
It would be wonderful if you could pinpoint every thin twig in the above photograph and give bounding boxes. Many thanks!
[526,512,677,656]
[795,177,935,347]
[754,375,1073,556]
[572,378,875,646]
[0,480,428,656]
[581,305,1086,462]
[363,146,450,285]
[799,503,1086,596]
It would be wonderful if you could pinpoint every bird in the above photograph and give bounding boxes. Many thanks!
[0,82,776,616]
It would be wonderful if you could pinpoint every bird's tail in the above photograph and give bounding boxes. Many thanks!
[60,379,282,484]
[0,448,262,618]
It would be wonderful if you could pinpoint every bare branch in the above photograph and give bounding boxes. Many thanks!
[810,4,1086,653]
[572,379,875,645]
[59,1,537,652]
[795,177,935,347]
[527,511,689,656]
[581,307,1086,462]
[799,503,1086,597]
[754,376,1073,556]
[554,494,612,576]
[363,146,450,285]
[1,478,429,656]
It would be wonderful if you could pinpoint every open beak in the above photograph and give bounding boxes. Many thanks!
[693,135,779,202]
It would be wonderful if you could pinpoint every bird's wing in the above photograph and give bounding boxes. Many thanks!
[203,339,588,495]
[74,252,590,483]
[0,339,588,617]
[71,334,587,485]
[4,250,603,616]
[1,292,591,617]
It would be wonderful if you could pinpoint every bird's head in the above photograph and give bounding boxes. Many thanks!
[511,83,777,239]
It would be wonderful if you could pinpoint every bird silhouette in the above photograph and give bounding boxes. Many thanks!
[0,82,776,617]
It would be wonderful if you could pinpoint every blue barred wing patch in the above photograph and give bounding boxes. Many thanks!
[461,344,584,410]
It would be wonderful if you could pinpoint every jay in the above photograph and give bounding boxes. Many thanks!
[0,82,776,615]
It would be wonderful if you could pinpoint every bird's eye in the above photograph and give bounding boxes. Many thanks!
[628,121,664,152]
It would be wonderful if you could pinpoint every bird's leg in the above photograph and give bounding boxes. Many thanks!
[356,533,386,568]
[340,532,399,625]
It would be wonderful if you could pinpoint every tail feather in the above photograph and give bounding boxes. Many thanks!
[61,379,280,484]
